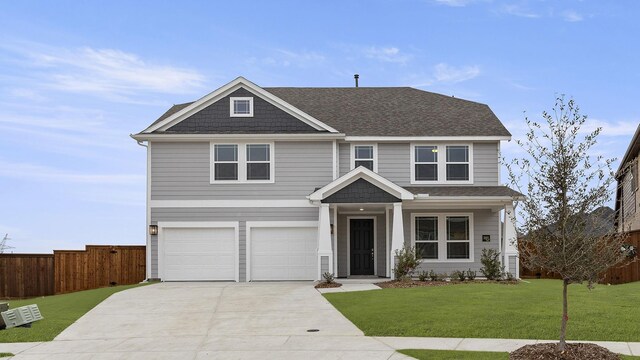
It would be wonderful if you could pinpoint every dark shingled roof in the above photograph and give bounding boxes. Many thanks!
[149,87,511,137]
[404,186,523,197]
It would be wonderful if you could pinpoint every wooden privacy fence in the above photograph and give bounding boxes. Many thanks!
[520,230,640,284]
[0,254,54,299]
[0,245,145,298]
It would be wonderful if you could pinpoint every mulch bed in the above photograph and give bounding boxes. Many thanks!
[510,343,621,360]
[314,282,342,289]
[376,279,519,288]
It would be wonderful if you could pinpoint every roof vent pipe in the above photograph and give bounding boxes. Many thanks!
[354,74,359,87]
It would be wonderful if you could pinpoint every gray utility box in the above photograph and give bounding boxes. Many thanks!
[1,305,43,329]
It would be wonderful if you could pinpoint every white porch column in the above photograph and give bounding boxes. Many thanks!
[390,202,405,280]
[318,203,333,280]
[503,203,519,279]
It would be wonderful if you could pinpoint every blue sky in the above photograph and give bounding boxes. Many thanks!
[0,0,638,253]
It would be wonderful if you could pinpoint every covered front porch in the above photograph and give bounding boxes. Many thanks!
[310,167,521,280]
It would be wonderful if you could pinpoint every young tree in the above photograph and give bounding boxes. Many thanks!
[505,96,630,352]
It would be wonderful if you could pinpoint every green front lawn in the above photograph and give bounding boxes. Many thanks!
[324,279,640,342]
[398,349,640,360]
[0,284,149,343]
[0,354,14,358]
[399,349,508,359]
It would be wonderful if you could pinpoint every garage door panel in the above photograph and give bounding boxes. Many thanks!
[163,227,236,281]
[250,226,317,281]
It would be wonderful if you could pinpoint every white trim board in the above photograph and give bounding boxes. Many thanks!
[156,221,240,282]
[346,136,511,142]
[245,221,319,282]
[346,216,378,277]
[131,133,346,141]
[142,77,339,134]
[150,199,315,208]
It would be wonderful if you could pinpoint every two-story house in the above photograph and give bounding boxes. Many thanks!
[132,77,521,282]
[616,124,640,232]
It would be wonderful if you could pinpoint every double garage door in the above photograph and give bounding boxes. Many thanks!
[160,222,317,281]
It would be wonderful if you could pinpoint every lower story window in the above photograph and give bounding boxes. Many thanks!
[446,216,470,259]
[412,213,473,261]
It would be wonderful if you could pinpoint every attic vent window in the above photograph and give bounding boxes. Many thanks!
[230,97,254,117]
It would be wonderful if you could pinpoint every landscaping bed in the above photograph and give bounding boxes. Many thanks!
[511,343,620,360]
[377,279,518,288]
[399,349,640,360]
[314,282,342,289]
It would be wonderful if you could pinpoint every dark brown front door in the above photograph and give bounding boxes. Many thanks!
[350,219,374,275]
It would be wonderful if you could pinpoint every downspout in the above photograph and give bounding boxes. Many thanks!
[132,135,151,280]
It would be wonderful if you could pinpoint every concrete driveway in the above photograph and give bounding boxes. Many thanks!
[11,282,407,359]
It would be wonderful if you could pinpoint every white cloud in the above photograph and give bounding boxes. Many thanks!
[1,41,205,101]
[364,46,412,64]
[433,0,473,7]
[500,4,540,18]
[562,10,584,22]
[582,119,639,137]
[0,160,143,185]
[433,63,481,83]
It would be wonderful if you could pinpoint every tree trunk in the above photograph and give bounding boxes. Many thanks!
[558,278,569,352]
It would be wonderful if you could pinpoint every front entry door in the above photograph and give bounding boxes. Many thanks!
[350,219,374,275]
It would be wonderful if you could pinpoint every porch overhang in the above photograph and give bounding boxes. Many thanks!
[308,167,415,202]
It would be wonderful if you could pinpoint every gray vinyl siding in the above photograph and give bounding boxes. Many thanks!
[338,142,350,176]
[336,213,387,277]
[151,141,333,200]
[149,207,319,280]
[403,208,500,275]
[473,142,500,186]
[339,141,499,186]
[378,143,410,185]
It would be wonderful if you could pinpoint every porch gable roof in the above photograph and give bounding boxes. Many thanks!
[308,167,415,202]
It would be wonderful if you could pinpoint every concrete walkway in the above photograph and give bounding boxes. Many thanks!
[1,282,638,359]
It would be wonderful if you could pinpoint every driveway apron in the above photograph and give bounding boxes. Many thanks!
[10,282,405,359]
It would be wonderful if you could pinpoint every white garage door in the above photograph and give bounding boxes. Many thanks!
[162,227,236,281]
[250,226,317,281]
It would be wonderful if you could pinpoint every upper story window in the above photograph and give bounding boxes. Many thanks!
[411,144,473,184]
[351,144,378,172]
[230,97,254,117]
[446,146,469,181]
[412,213,473,262]
[211,142,273,183]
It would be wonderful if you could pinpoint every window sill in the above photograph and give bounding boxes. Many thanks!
[418,259,474,263]
[210,180,275,184]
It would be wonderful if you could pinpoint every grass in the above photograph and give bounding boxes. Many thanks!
[0,283,148,343]
[0,354,13,358]
[398,349,508,359]
[324,279,640,342]
[397,349,640,360]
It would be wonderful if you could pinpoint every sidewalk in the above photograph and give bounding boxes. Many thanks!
[1,337,638,358]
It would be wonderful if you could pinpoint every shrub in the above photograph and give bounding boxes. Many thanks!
[452,270,465,281]
[428,269,438,281]
[480,248,504,280]
[417,270,429,282]
[393,244,420,280]
[322,272,335,284]
[505,272,515,281]
[466,268,477,281]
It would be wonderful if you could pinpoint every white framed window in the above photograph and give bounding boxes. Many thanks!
[411,213,474,262]
[446,145,470,181]
[210,142,274,183]
[351,144,378,172]
[213,144,239,181]
[230,97,254,117]
[410,143,473,184]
